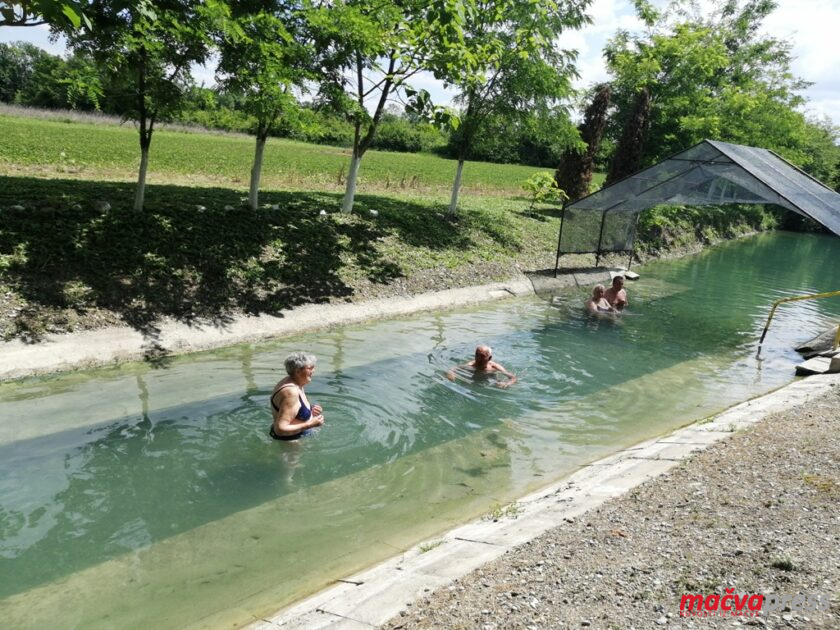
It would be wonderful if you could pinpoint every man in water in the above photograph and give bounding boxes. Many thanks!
[604,275,628,311]
[447,345,517,388]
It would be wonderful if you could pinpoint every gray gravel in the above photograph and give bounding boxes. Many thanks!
[383,382,840,629]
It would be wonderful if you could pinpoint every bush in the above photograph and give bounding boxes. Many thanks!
[636,204,780,253]
[522,172,566,209]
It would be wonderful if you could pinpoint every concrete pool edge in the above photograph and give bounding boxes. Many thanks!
[0,269,617,382]
[247,372,840,629]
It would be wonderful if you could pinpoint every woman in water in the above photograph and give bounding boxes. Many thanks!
[586,284,617,316]
[270,352,324,440]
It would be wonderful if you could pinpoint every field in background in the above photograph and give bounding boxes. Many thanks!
[0,113,572,196]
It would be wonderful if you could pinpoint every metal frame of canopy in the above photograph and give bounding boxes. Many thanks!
[553,140,840,277]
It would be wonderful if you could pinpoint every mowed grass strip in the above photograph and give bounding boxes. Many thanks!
[0,114,547,195]
[0,175,569,342]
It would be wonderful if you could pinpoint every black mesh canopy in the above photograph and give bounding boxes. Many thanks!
[555,140,840,270]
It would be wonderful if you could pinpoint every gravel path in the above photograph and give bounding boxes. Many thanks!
[383,381,840,629]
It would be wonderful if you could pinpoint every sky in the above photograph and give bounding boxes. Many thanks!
[2,0,838,124]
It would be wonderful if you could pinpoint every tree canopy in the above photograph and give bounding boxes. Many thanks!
[1,0,89,28]
[604,0,832,175]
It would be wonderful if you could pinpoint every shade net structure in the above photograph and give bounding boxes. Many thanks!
[554,139,840,272]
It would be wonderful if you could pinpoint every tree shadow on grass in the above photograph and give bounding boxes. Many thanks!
[0,177,512,354]
[511,204,566,222]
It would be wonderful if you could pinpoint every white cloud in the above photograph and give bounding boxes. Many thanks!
[762,0,840,121]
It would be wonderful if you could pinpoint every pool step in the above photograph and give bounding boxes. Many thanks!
[795,350,840,375]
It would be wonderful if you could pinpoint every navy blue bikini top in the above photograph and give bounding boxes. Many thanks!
[296,395,312,420]
[271,387,312,420]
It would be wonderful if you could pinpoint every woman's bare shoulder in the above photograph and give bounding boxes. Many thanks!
[273,381,299,398]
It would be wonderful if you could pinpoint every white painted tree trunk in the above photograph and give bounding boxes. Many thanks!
[134,146,149,211]
[249,137,266,210]
[341,153,362,213]
[448,159,465,216]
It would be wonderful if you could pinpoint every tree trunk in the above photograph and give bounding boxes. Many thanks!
[249,135,267,210]
[135,143,149,211]
[448,159,465,216]
[341,151,362,213]
[606,86,651,185]
[555,83,612,202]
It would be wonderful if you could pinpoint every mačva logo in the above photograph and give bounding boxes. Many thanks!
[680,589,830,618]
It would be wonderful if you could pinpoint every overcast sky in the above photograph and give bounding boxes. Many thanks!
[2,0,837,124]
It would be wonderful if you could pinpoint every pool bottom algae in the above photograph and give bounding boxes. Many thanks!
[0,425,527,629]
[2,352,763,630]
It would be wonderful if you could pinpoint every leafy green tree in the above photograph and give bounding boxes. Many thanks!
[1,0,88,28]
[603,0,820,172]
[433,0,590,216]
[797,117,840,189]
[309,0,473,213]
[64,0,220,210]
[216,1,312,209]
[58,50,103,109]
[0,41,52,102]
[522,171,566,210]
[0,41,102,109]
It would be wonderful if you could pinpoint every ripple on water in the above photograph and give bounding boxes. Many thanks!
[3,232,840,628]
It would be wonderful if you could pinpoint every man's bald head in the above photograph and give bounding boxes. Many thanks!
[475,345,492,362]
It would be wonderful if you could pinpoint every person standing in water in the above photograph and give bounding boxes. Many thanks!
[586,284,617,316]
[604,275,628,311]
[447,345,517,388]
[270,352,324,441]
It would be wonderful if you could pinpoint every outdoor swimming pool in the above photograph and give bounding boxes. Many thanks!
[1,231,839,628]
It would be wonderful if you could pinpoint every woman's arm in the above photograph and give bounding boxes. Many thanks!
[274,387,323,433]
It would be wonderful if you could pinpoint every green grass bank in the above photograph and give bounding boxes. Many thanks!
[0,114,547,195]
[0,114,780,345]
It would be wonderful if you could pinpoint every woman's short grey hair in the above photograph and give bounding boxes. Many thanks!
[284,352,317,375]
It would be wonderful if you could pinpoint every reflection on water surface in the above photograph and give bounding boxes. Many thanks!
[1,232,839,628]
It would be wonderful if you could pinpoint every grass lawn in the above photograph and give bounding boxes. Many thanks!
[0,114,565,195]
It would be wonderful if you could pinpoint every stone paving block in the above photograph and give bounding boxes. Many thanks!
[584,458,681,498]
[266,581,359,623]
[247,619,281,630]
[537,493,609,523]
[796,355,834,375]
[447,517,512,544]
[623,441,708,461]
[578,448,636,467]
[409,538,508,578]
[658,428,731,444]
[274,609,372,629]
[563,456,665,495]
[341,554,407,583]
[316,569,450,626]
[460,515,564,547]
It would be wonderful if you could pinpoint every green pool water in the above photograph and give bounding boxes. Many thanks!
[1,231,839,628]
